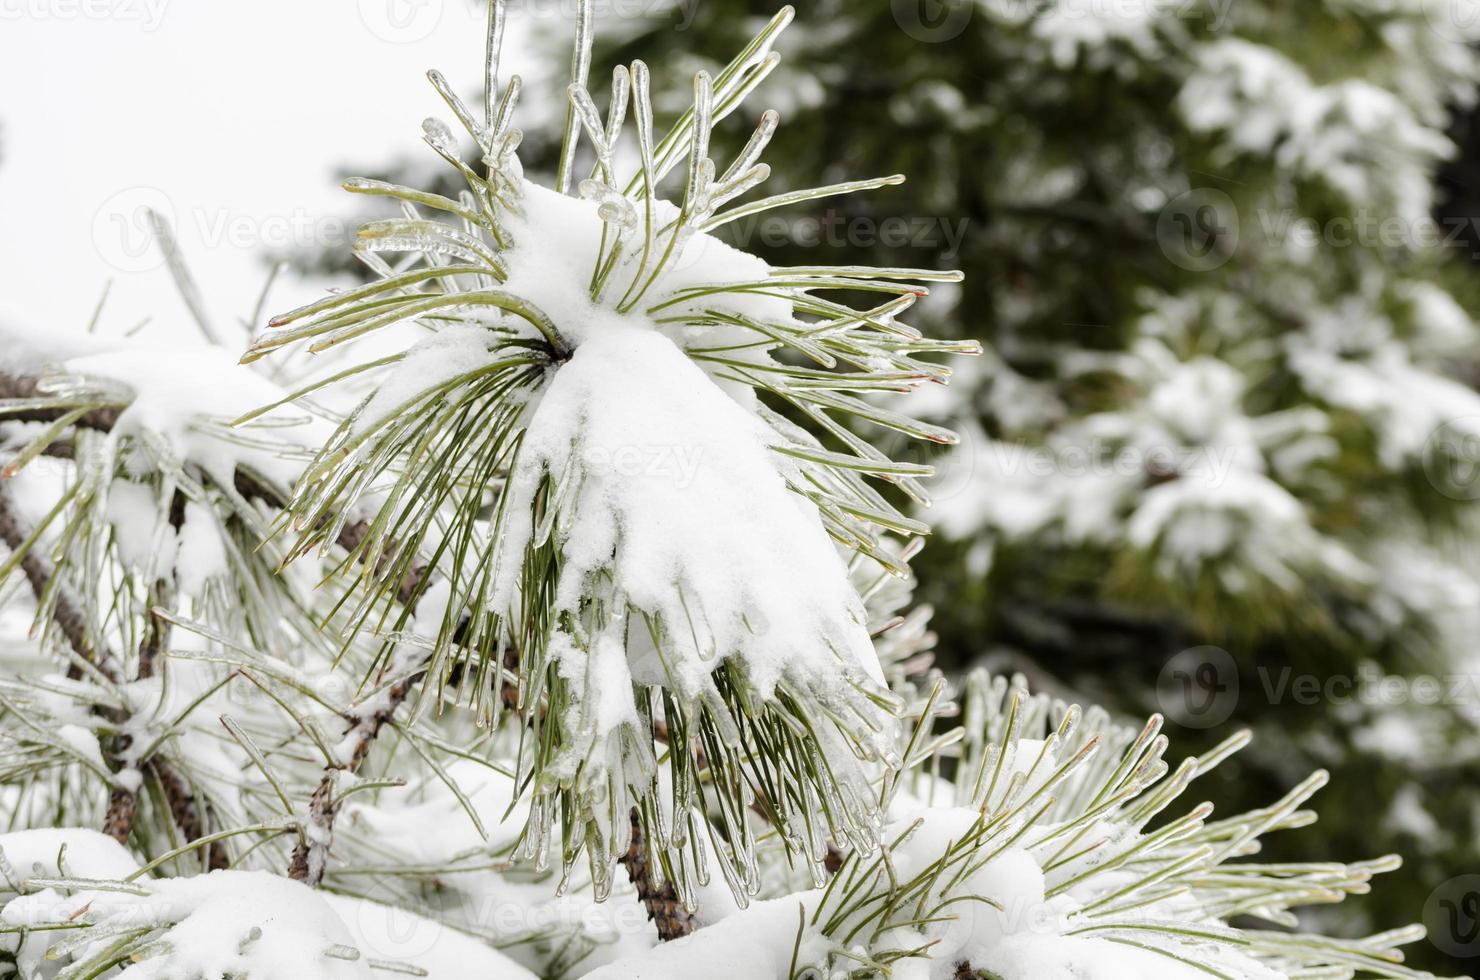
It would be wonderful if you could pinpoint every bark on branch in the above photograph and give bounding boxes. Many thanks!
[288,667,423,885]
[620,808,697,941]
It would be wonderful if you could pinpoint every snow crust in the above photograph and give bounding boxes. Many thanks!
[493,324,879,700]
[584,804,1282,980]
[64,344,311,487]
[0,827,140,881]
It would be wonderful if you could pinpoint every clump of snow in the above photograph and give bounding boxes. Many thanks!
[64,344,312,487]
[355,322,502,434]
[343,758,526,859]
[0,322,326,490]
[1288,295,1480,467]
[498,179,787,355]
[338,761,657,976]
[322,893,539,980]
[584,804,1282,980]
[933,329,1365,596]
[1019,0,1171,69]
[176,500,230,595]
[1179,39,1452,226]
[0,827,140,882]
[104,479,230,594]
[580,893,817,980]
[493,324,881,701]
[3,869,376,980]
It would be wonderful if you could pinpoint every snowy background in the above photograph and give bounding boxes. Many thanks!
[0,0,533,337]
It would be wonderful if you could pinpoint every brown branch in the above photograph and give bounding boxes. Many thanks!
[0,484,120,685]
[2,482,139,838]
[150,758,229,870]
[620,807,696,941]
[101,787,137,844]
[3,370,429,873]
[1,481,231,860]
[2,368,368,557]
[0,371,123,433]
[11,367,681,928]
[288,669,423,885]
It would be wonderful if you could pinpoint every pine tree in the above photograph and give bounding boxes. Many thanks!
[524,3,1480,974]
[0,3,1470,978]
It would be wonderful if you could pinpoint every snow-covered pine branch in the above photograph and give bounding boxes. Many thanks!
[0,2,1465,978]
[244,1,977,900]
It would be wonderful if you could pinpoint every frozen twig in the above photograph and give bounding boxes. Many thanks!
[620,807,696,941]
[288,669,423,885]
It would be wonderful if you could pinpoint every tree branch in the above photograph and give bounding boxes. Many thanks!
[620,807,696,941]
[288,668,423,885]
[0,482,120,685]
[0,371,123,432]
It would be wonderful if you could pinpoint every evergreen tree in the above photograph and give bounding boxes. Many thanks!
[538,3,1480,974]
[0,3,1471,978]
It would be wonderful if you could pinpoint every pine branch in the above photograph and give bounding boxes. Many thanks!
[0,482,119,685]
[2,366,381,568]
[1,481,141,841]
[0,370,123,433]
[288,668,423,886]
[150,757,229,870]
[101,786,138,844]
[1,481,233,863]
[619,807,696,941]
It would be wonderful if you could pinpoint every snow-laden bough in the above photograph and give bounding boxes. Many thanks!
[245,3,978,901]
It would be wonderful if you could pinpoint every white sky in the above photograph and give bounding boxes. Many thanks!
[0,0,542,344]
